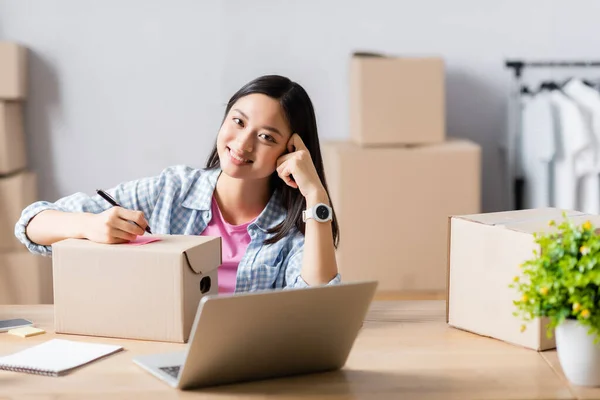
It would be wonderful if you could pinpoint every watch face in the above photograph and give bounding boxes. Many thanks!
[316,204,330,220]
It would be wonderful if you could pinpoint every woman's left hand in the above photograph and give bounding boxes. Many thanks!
[276,133,325,200]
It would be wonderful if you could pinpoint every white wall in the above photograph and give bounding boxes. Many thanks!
[2,0,600,212]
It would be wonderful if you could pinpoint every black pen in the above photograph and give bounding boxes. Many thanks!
[96,189,152,234]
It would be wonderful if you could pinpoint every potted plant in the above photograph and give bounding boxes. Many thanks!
[511,215,600,386]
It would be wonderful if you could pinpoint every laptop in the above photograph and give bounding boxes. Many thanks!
[133,280,377,390]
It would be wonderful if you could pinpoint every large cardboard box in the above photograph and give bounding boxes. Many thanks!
[0,42,27,100]
[0,251,53,304]
[447,208,598,351]
[0,102,27,175]
[52,235,222,343]
[350,53,445,146]
[323,139,480,294]
[0,171,37,251]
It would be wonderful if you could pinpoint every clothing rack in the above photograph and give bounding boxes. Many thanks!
[503,59,600,210]
[506,60,600,79]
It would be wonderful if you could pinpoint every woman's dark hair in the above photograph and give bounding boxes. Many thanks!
[206,75,339,248]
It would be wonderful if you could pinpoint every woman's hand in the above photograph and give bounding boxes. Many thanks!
[276,133,326,201]
[84,207,148,244]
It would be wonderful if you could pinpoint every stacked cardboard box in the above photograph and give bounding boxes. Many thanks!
[0,42,53,304]
[322,53,481,296]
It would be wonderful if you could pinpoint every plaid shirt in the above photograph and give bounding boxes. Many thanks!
[15,165,341,292]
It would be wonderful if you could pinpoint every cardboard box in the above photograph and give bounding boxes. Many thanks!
[0,251,53,304]
[52,235,221,343]
[0,171,37,251]
[322,139,480,294]
[446,208,599,351]
[0,102,27,175]
[350,53,445,145]
[0,42,27,99]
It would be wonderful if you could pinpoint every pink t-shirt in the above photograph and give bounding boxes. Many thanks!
[201,197,253,294]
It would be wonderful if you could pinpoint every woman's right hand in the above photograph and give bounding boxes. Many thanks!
[84,207,149,244]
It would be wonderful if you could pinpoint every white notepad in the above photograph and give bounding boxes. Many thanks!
[0,339,123,376]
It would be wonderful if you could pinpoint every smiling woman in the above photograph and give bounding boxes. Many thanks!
[15,75,341,294]
[218,94,291,178]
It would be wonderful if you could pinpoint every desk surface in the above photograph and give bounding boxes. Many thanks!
[0,301,596,399]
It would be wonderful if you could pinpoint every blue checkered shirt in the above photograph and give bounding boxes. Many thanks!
[15,165,341,292]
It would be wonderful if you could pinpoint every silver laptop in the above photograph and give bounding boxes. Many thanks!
[133,280,377,390]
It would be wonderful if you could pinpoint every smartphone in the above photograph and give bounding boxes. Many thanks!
[0,318,33,332]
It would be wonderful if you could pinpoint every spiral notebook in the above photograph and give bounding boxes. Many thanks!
[0,339,123,376]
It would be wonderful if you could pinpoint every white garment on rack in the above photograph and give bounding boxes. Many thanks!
[550,90,592,211]
[563,79,600,214]
[521,91,555,209]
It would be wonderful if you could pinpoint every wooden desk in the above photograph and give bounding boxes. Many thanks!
[0,301,595,399]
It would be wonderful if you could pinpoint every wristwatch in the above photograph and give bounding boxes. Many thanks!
[302,203,333,223]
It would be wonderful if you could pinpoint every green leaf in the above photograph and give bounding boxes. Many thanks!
[509,217,600,340]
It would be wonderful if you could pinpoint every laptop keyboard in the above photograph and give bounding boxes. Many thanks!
[159,365,181,378]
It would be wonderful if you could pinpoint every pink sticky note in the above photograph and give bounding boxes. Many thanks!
[125,236,161,246]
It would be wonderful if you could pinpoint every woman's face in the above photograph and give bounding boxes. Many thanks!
[217,94,292,180]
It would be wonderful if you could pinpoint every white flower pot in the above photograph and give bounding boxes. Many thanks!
[556,319,600,386]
